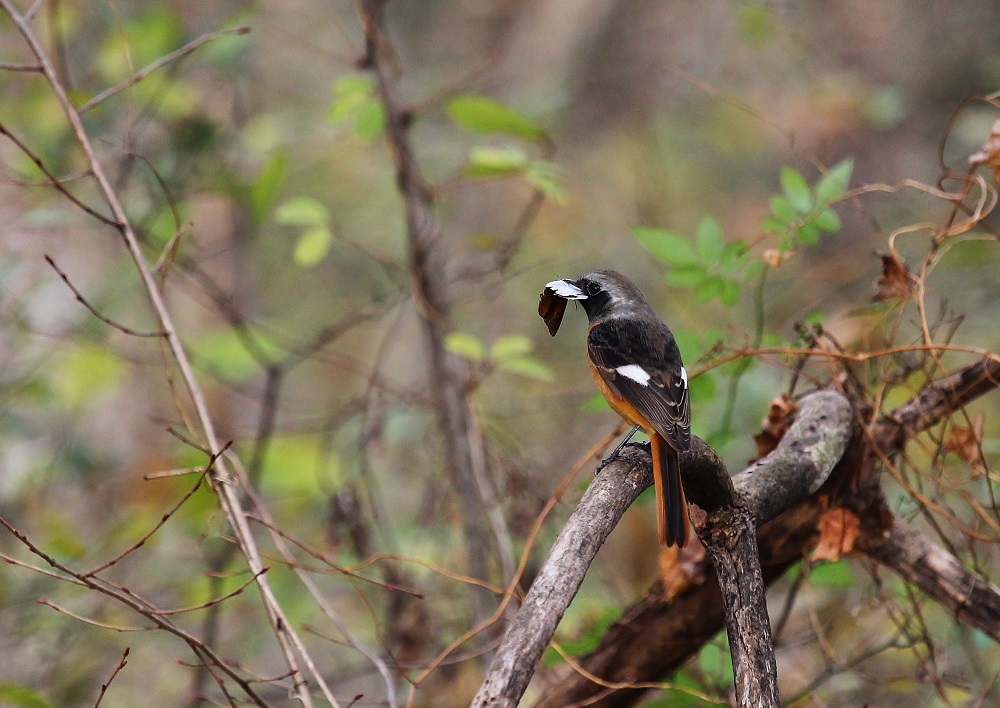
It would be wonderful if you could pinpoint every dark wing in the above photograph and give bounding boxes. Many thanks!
[588,318,691,451]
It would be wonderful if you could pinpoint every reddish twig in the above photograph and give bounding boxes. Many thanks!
[94,647,130,707]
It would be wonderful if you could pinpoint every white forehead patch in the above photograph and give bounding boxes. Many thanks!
[545,279,586,299]
[616,364,651,385]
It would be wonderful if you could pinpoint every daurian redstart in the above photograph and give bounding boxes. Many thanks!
[539,269,691,547]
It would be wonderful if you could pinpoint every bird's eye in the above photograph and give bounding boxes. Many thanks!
[586,281,602,296]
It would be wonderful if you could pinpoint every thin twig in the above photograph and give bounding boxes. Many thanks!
[78,27,251,113]
[44,255,166,338]
[0,121,118,226]
[94,647,130,707]
[0,4,320,704]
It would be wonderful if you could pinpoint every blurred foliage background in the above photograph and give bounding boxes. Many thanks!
[1,1,1000,706]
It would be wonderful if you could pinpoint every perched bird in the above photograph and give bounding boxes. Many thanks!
[539,269,691,547]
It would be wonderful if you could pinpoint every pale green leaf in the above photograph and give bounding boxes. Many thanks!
[498,356,554,382]
[720,279,742,306]
[0,683,56,708]
[293,225,333,267]
[526,161,568,203]
[695,275,725,303]
[768,194,796,223]
[815,158,854,205]
[491,334,533,362]
[275,196,328,226]
[780,167,812,213]
[250,152,288,224]
[813,208,841,233]
[446,94,542,140]
[445,331,486,361]
[665,264,706,287]
[353,99,386,141]
[695,216,725,261]
[796,222,821,246]
[631,226,698,266]
[464,146,529,176]
[329,75,377,122]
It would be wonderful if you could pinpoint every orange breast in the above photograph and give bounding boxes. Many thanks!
[588,358,654,433]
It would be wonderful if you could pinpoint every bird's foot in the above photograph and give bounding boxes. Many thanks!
[594,440,650,476]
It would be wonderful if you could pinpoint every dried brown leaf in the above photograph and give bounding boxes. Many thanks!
[872,250,914,302]
[753,394,797,460]
[812,507,860,562]
[943,413,987,475]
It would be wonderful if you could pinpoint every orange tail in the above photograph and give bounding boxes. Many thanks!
[650,433,690,547]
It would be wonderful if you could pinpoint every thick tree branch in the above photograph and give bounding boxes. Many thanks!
[540,358,1000,707]
[474,390,851,707]
[857,509,1000,642]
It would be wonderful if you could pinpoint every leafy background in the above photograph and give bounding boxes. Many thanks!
[1,1,999,705]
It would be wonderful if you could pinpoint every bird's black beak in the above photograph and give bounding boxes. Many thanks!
[538,278,586,336]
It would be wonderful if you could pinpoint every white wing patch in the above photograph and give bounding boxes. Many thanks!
[545,279,586,299]
[616,364,651,385]
[678,366,688,388]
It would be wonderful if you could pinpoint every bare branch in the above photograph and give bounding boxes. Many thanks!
[0,4,323,704]
[44,255,166,338]
[78,27,251,113]
[94,647,130,707]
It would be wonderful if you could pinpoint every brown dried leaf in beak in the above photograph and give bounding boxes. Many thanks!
[538,290,569,336]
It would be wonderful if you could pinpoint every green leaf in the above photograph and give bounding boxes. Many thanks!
[329,75,376,122]
[250,152,288,224]
[743,259,767,281]
[664,264,707,287]
[720,240,748,273]
[813,207,841,232]
[814,158,854,205]
[293,225,333,267]
[0,683,56,708]
[631,226,698,266]
[768,194,796,223]
[760,215,786,233]
[445,331,486,361]
[526,161,568,203]
[695,275,725,303]
[353,99,387,141]
[328,75,385,141]
[796,221,821,246]
[809,560,855,588]
[464,146,529,177]
[195,328,281,381]
[491,334,533,361]
[275,197,328,226]
[687,371,717,404]
[780,167,812,213]
[720,278,742,306]
[446,94,543,140]
[497,356,554,382]
[695,216,725,261]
